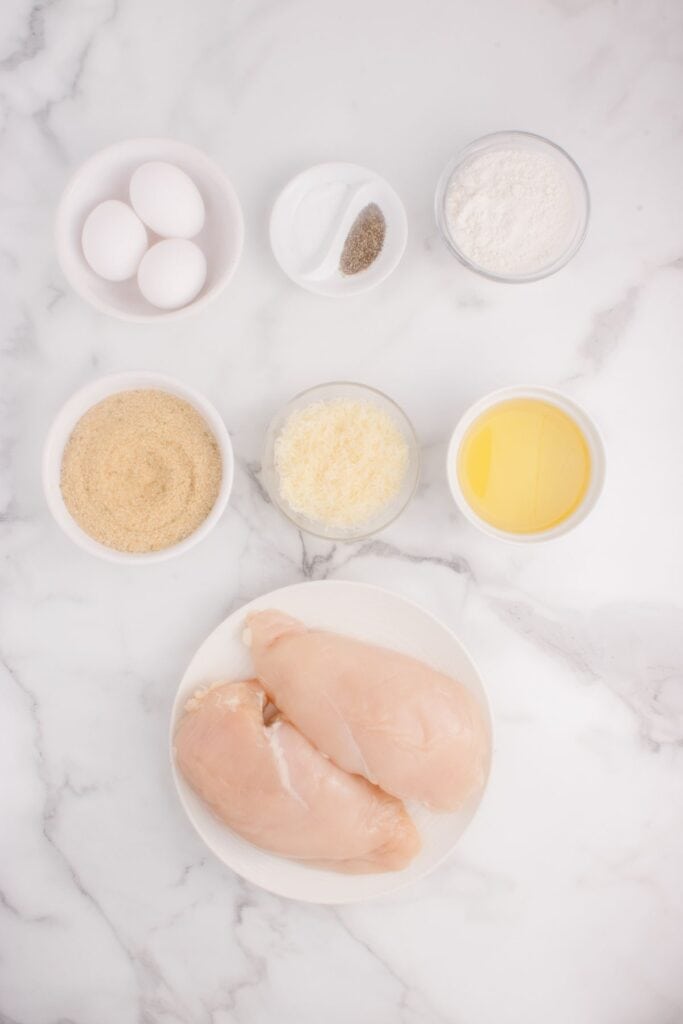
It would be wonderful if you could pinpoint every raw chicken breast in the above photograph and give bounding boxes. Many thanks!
[174,679,420,873]
[246,611,489,812]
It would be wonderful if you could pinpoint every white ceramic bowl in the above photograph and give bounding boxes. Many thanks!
[170,579,493,903]
[55,138,244,322]
[447,385,606,542]
[270,162,408,296]
[261,381,421,541]
[42,371,234,564]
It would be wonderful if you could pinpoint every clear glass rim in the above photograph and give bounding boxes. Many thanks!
[434,130,591,284]
[262,381,421,541]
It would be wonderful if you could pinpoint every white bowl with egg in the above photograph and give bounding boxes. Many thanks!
[446,385,606,542]
[42,371,234,563]
[55,138,244,322]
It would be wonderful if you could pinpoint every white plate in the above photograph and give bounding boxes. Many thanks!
[170,580,492,903]
[270,162,407,296]
[55,138,244,322]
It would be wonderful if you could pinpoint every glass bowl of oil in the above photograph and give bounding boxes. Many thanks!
[446,386,606,542]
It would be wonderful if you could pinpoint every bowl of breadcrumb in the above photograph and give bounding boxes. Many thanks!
[43,371,234,564]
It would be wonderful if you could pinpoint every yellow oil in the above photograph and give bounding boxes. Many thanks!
[457,398,591,534]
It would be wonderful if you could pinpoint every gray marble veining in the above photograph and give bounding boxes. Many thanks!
[1,1,682,1022]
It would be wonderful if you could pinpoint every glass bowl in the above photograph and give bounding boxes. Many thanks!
[435,130,590,283]
[262,382,420,541]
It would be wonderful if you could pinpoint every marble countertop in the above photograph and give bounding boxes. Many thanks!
[1,1,682,1022]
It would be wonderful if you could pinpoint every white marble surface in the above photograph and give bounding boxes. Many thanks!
[1,1,682,1021]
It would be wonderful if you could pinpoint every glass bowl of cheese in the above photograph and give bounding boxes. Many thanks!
[262,382,421,540]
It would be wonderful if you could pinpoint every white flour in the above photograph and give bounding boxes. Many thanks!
[446,147,576,275]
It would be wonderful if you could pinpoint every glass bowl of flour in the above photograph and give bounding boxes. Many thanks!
[435,131,590,283]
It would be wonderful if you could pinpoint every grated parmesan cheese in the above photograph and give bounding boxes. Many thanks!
[274,399,409,528]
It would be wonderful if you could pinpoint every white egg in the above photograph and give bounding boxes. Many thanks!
[81,200,148,282]
[137,238,207,310]
[129,161,205,239]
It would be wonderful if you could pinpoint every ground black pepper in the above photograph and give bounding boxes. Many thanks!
[339,203,386,275]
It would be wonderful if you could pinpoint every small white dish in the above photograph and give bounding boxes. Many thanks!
[270,162,407,296]
[446,385,606,543]
[169,579,492,904]
[55,138,244,322]
[42,371,234,564]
